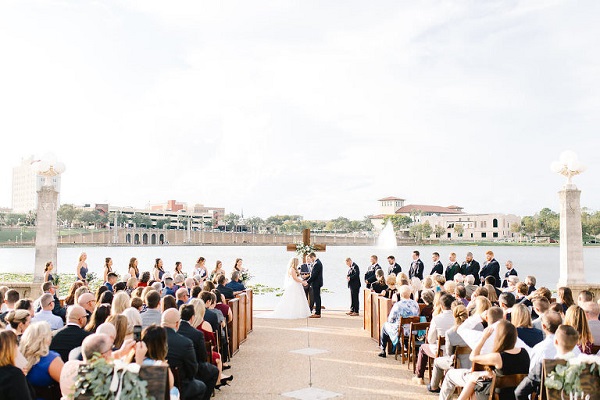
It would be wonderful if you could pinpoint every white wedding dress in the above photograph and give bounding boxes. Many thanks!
[262,267,312,319]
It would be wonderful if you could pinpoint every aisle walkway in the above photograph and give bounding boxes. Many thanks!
[216,311,437,399]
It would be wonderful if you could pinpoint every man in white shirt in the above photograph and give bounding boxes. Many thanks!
[32,293,64,330]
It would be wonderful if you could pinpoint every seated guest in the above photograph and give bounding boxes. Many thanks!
[427,304,470,394]
[5,310,31,342]
[525,275,537,295]
[121,307,142,342]
[531,296,551,332]
[141,326,179,399]
[498,292,516,321]
[485,283,499,306]
[64,281,85,306]
[20,322,64,397]
[104,273,118,292]
[177,305,220,398]
[418,290,434,322]
[162,295,177,312]
[557,286,576,314]
[565,305,594,354]
[370,269,388,294]
[60,333,146,398]
[455,285,469,307]
[37,282,66,322]
[577,290,594,306]
[382,274,397,299]
[15,298,35,319]
[0,289,20,323]
[130,297,143,312]
[378,285,420,358]
[77,293,96,320]
[514,311,566,400]
[176,288,190,308]
[512,303,544,348]
[215,275,235,300]
[455,320,529,400]
[199,291,221,332]
[50,305,90,362]
[190,298,222,367]
[85,304,111,332]
[581,301,600,344]
[32,293,64,331]
[162,277,176,297]
[98,291,114,306]
[463,275,479,301]
[161,309,207,400]
[141,290,162,329]
[106,314,128,349]
[412,294,456,385]
[225,271,246,293]
[111,291,130,316]
[0,330,34,400]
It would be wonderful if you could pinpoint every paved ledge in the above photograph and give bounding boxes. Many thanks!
[216,311,437,399]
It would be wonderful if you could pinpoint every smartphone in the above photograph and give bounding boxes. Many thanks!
[133,325,142,342]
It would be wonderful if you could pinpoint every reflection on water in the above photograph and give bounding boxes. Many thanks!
[1,245,599,310]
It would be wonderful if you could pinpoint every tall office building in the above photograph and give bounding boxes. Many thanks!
[11,156,61,213]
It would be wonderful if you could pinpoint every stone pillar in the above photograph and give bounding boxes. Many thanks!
[558,186,585,286]
[34,186,59,287]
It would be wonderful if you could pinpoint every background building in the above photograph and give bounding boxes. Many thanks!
[12,156,61,213]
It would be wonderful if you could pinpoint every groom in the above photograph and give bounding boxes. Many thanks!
[304,252,323,319]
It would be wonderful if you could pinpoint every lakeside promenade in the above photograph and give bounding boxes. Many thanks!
[217,311,433,400]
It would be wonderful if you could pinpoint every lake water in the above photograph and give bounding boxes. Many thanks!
[1,245,599,310]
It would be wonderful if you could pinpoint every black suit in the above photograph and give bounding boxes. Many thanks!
[461,260,480,279]
[165,327,206,400]
[50,324,91,362]
[387,262,402,276]
[216,284,235,300]
[430,260,443,275]
[204,309,219,333]
[364,263,381,289]
[409,259,424,280]
[501,268,518,288]
[306,258,323,315]
[347,263,361,313]
[480,258,501,287]
[177,321,218,400]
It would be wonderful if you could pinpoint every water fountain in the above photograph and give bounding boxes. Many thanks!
[377,220,398,248]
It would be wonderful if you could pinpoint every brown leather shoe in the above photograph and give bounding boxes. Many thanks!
[309,314,321,318]
[350,312,359,316]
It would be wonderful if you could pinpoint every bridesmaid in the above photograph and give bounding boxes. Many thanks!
[128,257,140,279]
[153,258,165,282]
[43,261,55,283]
[103,257,113,284]
[173,261,184,277]
[193,257,208,281]
[76,252,88,281]
[209,260,224,282]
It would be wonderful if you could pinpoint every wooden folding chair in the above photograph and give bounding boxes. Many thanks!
[408,321,430,373]
[394,316,420,362]
[489,373,528,400]
[205,339,214,364]
[453,345,472,369]
[427,335,445,379]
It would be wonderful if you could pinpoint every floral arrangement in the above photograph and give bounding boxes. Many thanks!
[240,270,253,283]
[52,273,61,286]
[86,271,97,283]
[295,243,316,256]
[545,354,600,397]
[71,356,153,400]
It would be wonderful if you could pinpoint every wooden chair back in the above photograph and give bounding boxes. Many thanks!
[426,335,445,379]
[489,373,528,400]
[394,316,420,362]
[408,322,430,372]
[453,345,472,369]
[205,339,214,364]
[591,344,600,354]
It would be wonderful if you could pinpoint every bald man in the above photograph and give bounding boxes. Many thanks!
[50,305,91,362]
[162,309,207,399]
[77,293,96,319]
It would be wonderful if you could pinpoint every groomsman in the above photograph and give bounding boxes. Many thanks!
[387,256,402,276]
[480,250,501,287]
[460,252,480,280]
[364,255,381,289]
[409,250,424,280]
[445,252,460,281]
[501,260,518,288]
[430,252,443,275]
[346,258,361,316]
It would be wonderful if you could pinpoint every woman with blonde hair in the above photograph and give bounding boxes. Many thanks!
[383,274,397,299]
[111,291,130,315]
[106,314,128,348]
[5,310,31,342]
[189,299,228,384]
[19,322,64,394]
[121,307,143,342]
[0,330,34,399]
[512,303,543,347]
[565,305,594,354]
[422,276,434,290]
[76,252,88,281]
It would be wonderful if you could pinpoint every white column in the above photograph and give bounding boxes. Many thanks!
[558,186,585,286]
[34,187,59,284]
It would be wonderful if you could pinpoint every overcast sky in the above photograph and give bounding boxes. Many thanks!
[1,0,599,220]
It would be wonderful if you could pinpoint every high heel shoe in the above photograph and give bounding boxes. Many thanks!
[223,364,231,370]
[220,375,234,385]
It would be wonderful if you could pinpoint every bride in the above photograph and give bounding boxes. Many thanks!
[265,257,312,319]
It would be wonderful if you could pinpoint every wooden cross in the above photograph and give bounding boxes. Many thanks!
[286,228,326,263]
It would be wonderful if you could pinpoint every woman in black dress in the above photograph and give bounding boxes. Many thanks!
[0,330,34,400]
